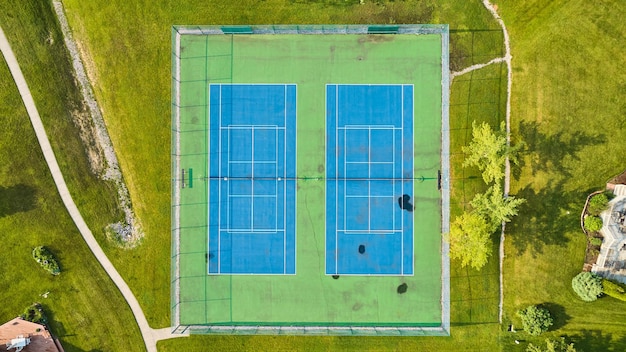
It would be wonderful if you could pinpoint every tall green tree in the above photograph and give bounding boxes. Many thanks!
[470,184,525,229]
[572,271,603,302]
[527,338,577,352]
[463,121,521,184]
[448,212,493,270]
[517,305,553,336]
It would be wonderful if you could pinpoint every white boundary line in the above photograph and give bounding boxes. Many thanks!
[210,83,296,275]
[326,84,414,276]
[173,29,182,332]
[401,85,405,275]
[335,85,339,274]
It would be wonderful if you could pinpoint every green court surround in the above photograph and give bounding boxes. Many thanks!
[171,25,450,335]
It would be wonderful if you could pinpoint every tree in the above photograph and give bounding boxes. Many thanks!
[470,184,525,229]
[517,305,553,335]
[462,121,521,184]
[527,338,577,352]
[571,271,603,302]
[448,212,493,270]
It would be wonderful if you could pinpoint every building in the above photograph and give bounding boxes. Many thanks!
[0,317,64,352]
[592,184,626,283]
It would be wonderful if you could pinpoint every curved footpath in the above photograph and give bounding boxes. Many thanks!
[0,26,187,352]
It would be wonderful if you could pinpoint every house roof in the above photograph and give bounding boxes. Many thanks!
[0,318,63,352]
[592,186,626,282]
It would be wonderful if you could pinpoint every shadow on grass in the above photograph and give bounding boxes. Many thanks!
[540,302,570,331]
[42,304,105,352]
[569,330,626,352]
[0,184,36,217]
[507,180,581,255]
[515,121,607,180]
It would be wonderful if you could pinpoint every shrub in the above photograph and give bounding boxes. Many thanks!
[21,303,47,325]
[517,305,553,336]
[572,272,603,301]
[588,193,609,216]
[32,246,60,275]
[589,236,603,246]
[584,216,603,232]
[602,279,626,302]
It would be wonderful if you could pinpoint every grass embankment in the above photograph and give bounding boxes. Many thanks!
[61,0,507,349]
[0,3,143,350]
[496,0,626,350]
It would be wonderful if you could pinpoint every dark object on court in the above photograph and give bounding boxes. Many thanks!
[398,194,414,212]
[397,283,408,294]
[332,275,340,279]
[437,169,442,190]
[358,244,366,254]
[208,252,215,260]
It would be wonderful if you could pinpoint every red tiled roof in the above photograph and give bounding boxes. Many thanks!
[0,318,63,352]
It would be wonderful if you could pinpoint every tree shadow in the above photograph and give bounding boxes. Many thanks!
[0,184,37,217]
[568,330,619,352]
[39,302,67,338]
[539,302,570,331]
[516,121,607,180]
[507,180,581,255]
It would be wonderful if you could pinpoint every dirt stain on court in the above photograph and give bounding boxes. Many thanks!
[358,34,394,44]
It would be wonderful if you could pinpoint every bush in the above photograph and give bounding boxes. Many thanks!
[589,236,603,246]
[602,279,626,302]
[20,303,47,325]
[584,216,603,232]
[32,246,60,275]
[588,193,609,216]
[572,272,603,301]
[517,305,553,336]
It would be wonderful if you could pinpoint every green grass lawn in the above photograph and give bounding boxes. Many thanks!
[8,0,626,350]
[62,0,505,334]
[497,0,626,351]
[0,44,145,352]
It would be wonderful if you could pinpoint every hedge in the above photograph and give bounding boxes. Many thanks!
[602,279,626,302]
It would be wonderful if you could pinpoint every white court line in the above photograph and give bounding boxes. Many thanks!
[228,161,276,164]
[345,195,395,198]
[339,125,399,130]
[392,125,396,233]
[292,84,298,275]
[368,127,371,232]
[251,126,255,231]
[345,161,394,164]
[343,127,347,234]
[217,85,222,273]
[228,195,276,198]
[211,84,296,275]
[283,85,287,274]
[344,230,398,235]
[401,85,404,275]
[335,85,339,274]
[220,125,283,130]
[323,85,328,276]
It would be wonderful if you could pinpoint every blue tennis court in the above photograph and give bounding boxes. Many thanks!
[326,84,414,276]
[208,84,297,275]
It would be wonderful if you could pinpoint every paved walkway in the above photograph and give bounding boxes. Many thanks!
[0,26,187,352]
